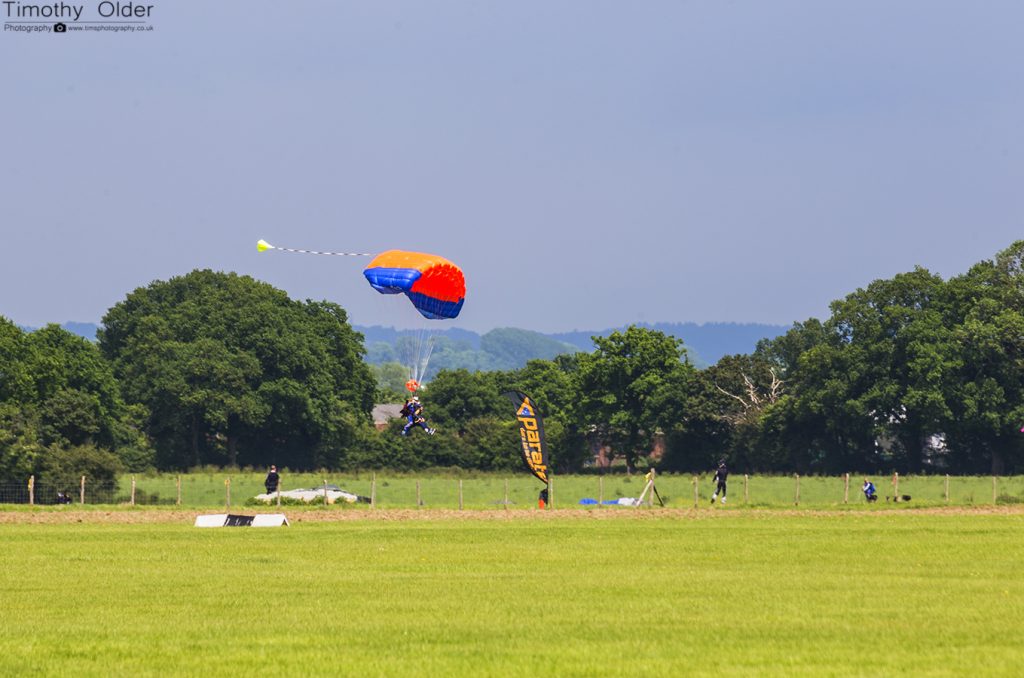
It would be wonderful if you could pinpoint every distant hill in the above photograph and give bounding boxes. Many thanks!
[17,321,100,341]
[14,320,790,372]
[548,322,791,365]
[357,322,790,374]
[359,326,578,377]
[357,325,483,349]
[480,328,579,368]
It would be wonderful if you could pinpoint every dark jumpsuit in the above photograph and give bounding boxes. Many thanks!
[714,465,728,497]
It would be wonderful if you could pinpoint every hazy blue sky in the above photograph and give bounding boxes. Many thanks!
[2,1,1021,332]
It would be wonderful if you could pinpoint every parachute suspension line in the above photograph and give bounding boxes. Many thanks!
[410,333,420,384]
[418,328,436,385]
[407,332,420,385]
[397,328,431,386]
[409,327,428,386]
[403,325,436,386]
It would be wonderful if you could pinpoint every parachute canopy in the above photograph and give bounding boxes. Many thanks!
[363,250,465,320]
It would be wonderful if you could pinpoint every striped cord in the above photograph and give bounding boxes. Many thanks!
[274,246,373,257]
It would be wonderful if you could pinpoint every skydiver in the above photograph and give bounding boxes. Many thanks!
[401,396,435,436]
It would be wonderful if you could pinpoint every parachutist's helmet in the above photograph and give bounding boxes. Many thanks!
[718,459,726,467]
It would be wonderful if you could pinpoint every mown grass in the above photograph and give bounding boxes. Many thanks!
[117,471,1024,510]
[1,511,1023,676]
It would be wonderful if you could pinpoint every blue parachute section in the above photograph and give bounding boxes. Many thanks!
[364,267,419,295]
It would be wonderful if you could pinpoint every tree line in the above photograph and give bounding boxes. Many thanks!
[2,242,1023,487]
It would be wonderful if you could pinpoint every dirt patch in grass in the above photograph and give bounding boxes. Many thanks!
[2,504,1024,525]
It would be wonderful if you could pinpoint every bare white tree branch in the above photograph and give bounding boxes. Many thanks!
[714,382,751,410]
[715,368,784,425]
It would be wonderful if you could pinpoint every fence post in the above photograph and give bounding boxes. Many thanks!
[598,475,604,508]
[794,474,800,506]
[322,479,328,508]
[176,475,181,506]
[416,480,422,508]
[945,474,950,503]
[993,476,998,504]
[458,479,464,510]
[28,475,35,506]
[226,477,231,509]
[844,473,849,504]
[371,472,377,509]
[80,475,85,505]
[693,475,699,508]
[549,472,554,510]
[893,472,899,501]
[504,479,509,510]
[131,476,136,506]
[744,474,749,504]
[276,474,282,507]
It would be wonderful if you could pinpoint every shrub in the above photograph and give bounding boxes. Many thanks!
[38,444,122,493]
[115,446,157,473]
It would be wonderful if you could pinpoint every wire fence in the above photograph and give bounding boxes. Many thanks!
[3,472,1024,510]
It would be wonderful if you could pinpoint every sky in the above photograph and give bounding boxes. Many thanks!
[2,1,1022,333]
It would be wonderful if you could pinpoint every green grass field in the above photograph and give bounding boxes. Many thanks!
[2,509,1023,676]
[114,471,1024,509]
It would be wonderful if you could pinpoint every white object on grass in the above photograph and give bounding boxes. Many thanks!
[194,514,289,527]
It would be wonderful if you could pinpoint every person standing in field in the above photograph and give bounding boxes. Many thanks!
[711,459,728,504]
[264,465,280,494]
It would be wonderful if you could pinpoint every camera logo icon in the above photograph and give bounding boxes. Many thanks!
[54,22,67,33]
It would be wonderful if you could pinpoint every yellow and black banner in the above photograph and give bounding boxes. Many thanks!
[502,391,548,484]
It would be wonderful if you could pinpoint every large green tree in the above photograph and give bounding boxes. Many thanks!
[99,270,375,470]
[0,318,143,481]
[575,327,697,471]
[942,242,1024,473]
[420,369,508,431]
[24,325,134,450]
[0,318,34,404]
[822,268,955,472]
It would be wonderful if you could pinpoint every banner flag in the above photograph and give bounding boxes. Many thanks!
[502,391,548,484]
